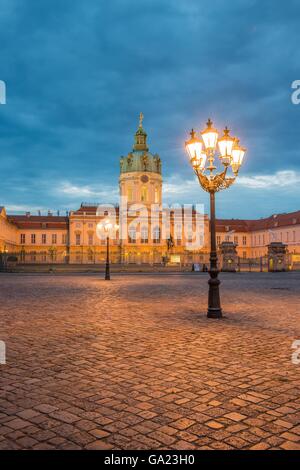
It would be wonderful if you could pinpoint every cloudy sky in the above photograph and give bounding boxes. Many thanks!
[0,0,300,218]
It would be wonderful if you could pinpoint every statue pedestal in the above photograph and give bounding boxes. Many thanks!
[220,242,238,272]
[268,242,288,272]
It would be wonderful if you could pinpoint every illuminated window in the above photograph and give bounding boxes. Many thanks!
[141,226,148,243]
[128,226,136,243]
[153,226,160,243]
[141,186,147,202]
[154,187,159,203]
[76,234,81,246]
[128,187,133,202]
[88,234,93,246]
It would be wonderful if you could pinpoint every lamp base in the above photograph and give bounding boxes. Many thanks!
[207,308,222,318]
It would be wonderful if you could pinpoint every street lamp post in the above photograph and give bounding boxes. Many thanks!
[185,119,246,318]
[105,233,110,280]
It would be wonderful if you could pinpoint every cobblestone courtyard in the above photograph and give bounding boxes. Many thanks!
[0,272,299,450]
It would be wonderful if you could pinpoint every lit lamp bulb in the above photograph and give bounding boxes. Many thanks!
[185,129,203,161]
[201,118,219,152]
[218,126,234,165]
[231,139,246,174]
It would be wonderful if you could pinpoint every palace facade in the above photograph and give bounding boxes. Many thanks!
[0,117,300,266]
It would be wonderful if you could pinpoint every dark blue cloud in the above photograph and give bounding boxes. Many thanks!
[0,0,299,217]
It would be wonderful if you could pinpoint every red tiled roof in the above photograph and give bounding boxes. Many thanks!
[7,215,68,230]
[72,204,119,215]
[216,210,300,232]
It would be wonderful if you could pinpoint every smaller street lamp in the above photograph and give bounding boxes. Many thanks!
[99,219,119,280]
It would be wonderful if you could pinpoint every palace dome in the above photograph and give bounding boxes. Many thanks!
[120,114,161,175]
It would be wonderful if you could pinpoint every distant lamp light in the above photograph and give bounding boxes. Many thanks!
[201,118,218,151]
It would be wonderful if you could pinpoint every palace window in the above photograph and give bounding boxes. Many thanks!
[76,234,81,246]
[42,234,47,244]
[154,187,159,203]
[62,234,67,244]
[217,236,221,245]
[20,233,26,244]
[234,236,238,245]
[153,226,160,243]
[286,232,289,242]
[141,226,148,243]
[127,187,133,202]
[293,231,296,242]
[242,236,247,245]
[141,186,147,202]
[128,226,136,243]
[31,234,36,244]
[52,234,57,244]
[243,251,247,259]
[88,234,93,246]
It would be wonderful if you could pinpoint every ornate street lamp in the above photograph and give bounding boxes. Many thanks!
[185,119,246,318]
[99,219,119,280]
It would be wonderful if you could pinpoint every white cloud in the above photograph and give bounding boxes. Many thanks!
[56,181,119,200]
[163,170,300,197]
[236,170,300,189]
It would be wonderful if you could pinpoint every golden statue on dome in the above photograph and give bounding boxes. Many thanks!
[139,112,144,128]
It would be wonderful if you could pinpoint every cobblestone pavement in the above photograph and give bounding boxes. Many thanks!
[0,272,300,450]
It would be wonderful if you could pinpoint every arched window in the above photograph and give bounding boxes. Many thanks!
[141,226,148,243]
[154,187,159,203]
[128,226,136,243]
[127,187,133,202]
[153,226,160,244]
[141,186,147,202]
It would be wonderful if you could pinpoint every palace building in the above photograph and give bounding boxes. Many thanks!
[0,116,300,268]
